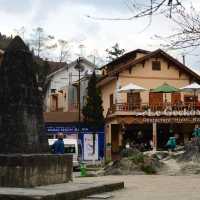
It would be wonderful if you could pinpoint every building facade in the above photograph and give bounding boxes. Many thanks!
[44,58,104,161]
[98,49,200,161]
[45,57,97,112]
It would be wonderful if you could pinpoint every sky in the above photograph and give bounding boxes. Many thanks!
[0,0,200,70]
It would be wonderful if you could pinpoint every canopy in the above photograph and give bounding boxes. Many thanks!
[180,82,200,92]
[152,83,179,93]
[118,83,147,93]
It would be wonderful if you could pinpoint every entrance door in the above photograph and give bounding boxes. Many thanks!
[149,92,163,109]
[111,124,120,160]
[127,92,140,107]
[51,95,58,111]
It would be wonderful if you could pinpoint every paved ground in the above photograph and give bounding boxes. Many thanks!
[0,176,124,200]
[84,175,200,200]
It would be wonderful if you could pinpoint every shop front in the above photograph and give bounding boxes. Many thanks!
[105,115,200,160]
[45,122,104,161]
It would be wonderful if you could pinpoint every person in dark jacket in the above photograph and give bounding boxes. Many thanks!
[52,133,65,154]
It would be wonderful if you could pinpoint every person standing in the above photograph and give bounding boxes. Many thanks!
[52,133,65,154]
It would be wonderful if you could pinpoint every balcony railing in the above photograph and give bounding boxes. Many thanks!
[108,102,200,116]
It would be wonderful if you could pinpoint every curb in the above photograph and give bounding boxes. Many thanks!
[0,181,124,200]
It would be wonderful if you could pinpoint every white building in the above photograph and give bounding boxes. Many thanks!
[45,57,97,112]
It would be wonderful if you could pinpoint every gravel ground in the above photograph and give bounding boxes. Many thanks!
[82,175,200,200]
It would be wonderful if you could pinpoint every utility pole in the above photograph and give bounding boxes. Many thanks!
[75,57,84,159]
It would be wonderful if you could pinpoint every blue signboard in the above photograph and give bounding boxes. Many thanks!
[45,122,104,134]
[45,122,104,160]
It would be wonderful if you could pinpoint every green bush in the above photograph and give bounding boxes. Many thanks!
[128,152,146,164]
[141,165,156,174]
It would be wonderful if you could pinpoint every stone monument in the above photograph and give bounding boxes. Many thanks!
[0,36,72,187]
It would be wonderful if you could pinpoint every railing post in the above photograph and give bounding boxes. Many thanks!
[152,122,157,151]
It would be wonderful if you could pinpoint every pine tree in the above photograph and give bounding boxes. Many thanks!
[106,43,125,61]
[82,71,104,131]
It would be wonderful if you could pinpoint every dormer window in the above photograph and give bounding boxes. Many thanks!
[152,61,161,71]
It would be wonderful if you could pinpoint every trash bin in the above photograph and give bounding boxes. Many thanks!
[80,162,87,177]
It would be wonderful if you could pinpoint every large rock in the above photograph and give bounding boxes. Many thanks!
[0,36,49,153]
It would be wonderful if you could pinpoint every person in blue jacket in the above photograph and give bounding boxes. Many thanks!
[52,133,65,154]
[166,134,178,151]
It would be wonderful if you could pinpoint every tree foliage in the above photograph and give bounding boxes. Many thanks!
[82,71,104,131]
[0,33,12,50]
[106,43,125,61]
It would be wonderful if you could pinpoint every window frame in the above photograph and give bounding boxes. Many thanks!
[152,60,161,71]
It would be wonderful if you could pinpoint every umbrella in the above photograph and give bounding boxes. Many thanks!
[180,82,200,92]
[118,83,147,93]
[180,82,200,108]
[151,82,179,102]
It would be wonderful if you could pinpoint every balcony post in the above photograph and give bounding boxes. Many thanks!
[152,122,157,151]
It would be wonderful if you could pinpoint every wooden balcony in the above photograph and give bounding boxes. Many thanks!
[107,102,200,117]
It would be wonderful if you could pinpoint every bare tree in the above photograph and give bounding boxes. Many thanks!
[28,27,57,57]
[155,6,200,50]
[13,26,26,40]
[57,39,71,62]
[87,0,183,20]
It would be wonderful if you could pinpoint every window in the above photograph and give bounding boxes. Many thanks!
[152,61,161,71]
[64,144,76,154]
[110,94,113,107]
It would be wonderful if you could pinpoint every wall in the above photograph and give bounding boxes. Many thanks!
[0,154,72,187]
[100,56,193,117]
[101,79,117,116]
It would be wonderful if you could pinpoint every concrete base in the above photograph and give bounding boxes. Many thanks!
[0,154,72,187]
[0,177,124,200]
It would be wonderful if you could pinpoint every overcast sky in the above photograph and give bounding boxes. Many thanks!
[0,0,200,70]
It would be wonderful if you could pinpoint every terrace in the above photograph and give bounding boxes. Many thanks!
[107,102,200,117]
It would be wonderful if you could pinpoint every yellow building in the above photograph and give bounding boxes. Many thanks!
[98,49,200,160]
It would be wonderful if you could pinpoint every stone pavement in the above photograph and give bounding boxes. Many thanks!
[95,175,200,200]
[0,176,124,200]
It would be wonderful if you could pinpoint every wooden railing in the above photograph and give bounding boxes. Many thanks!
[108,102,200,115]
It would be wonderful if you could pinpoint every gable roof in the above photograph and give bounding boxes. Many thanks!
[98,49,200,86]
[101,49,150,70]
[48,61,67,74]
[47,57,97,79]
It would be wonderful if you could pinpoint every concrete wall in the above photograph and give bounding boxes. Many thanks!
[101,79,117,116]
[0,154,72,187]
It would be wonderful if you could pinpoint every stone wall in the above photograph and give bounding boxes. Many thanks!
[0,154,72,187]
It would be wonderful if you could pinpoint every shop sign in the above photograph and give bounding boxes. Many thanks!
[143,117,200,124]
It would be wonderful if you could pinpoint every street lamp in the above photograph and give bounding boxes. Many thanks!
[74,57,84,158]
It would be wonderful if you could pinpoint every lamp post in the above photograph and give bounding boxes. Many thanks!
[75,57,84,158]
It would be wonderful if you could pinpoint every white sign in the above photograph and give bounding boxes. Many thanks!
[83,134,98,160]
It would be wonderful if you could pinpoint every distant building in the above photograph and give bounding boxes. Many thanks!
[45,57,97,112]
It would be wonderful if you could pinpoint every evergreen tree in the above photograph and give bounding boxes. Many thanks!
[82,71,104,131]
[0,33,12,50]
[106,43,125,61]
